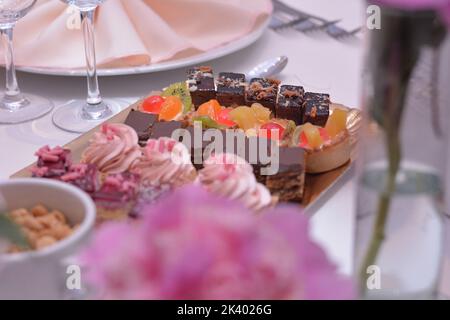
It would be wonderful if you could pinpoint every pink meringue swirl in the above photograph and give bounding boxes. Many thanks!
[199,153,272,211]
[131,137,196,187]
[81,123,142,174]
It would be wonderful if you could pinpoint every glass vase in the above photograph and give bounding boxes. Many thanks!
[354,4,450,299]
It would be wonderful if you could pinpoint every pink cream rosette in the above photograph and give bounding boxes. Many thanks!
[131,137,196,188]
[81,123,142,174]
[198,153,272,211]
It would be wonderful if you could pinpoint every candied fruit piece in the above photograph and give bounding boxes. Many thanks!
[319,128,330,141]
[325,108,347,138]
[159,96,183,121]
[162,82,193,113]
[192,116,225,129]
[229,106,258,131]
[197,99,222,121]
[142,95,165,114]
[251,103,271,124]
[260,122,285,140]
[217,108,236,127]
[301,123,323,149]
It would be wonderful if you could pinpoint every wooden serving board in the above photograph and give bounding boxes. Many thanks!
[11,99,361,214]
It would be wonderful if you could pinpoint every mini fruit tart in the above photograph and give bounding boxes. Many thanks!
[292,107,351,174]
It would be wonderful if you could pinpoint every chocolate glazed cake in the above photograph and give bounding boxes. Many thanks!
[276,85,305,125]
[246,78,280,113]
[302,92,330,127]
[187,66,216,109]
[265,147,305,202]
[216,72,247,106]
[124,109,158,146]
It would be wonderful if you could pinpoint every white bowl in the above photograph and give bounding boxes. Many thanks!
[0,178,96,300]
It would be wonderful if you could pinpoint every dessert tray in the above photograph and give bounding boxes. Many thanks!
[12,67,361,218]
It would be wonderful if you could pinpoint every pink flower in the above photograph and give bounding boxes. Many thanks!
[372,0,450,25]
[81,186,354,300]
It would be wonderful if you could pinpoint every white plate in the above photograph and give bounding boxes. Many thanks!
[17,18,270,77]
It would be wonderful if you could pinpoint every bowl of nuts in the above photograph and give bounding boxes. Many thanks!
[0,178,96,300]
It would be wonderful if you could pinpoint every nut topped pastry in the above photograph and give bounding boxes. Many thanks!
[187,66,216,108]
[276,85,305,125]
[246,78,280,113]
[216,72,246,106]
[302,92,330,127]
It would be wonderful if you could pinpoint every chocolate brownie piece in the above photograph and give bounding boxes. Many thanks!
[302,92,330,127]
[187,66,216,108]
[246,78,280,113]
[149,121,184,140]
[124,109,158,146]
[276,85,305,125]
[265,147,305,202]
[216,72,246,106]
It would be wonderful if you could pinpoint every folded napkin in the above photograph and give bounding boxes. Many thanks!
[5,0,272,69]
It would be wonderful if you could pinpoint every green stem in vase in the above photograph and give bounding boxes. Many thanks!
[359,112,402,295]
[358,8,426,295]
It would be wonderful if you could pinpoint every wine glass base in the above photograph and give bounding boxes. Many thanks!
[0,93,54,124]
[52,99,123,133]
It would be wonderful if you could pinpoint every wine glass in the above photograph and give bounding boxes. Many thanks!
[53,0,122,133]
[0,0,54,124]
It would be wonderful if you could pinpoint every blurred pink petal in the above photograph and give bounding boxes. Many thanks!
[372,0,450,26]
[81,186,354,300]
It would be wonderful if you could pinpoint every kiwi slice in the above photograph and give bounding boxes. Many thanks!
[162,82,193,113]
[192,116,226,130]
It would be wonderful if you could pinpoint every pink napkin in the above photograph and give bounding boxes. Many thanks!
[4,0,272,69]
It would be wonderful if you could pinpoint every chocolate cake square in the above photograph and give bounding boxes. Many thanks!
[183,125,207,169]
[216,72,246,106]
[302,92,330,127]
[124,109,158,146]
[187,66,216,108]
[246,78,280,113]
[265,147,305,202]
[150,121,184,140]
[276,85,305,125]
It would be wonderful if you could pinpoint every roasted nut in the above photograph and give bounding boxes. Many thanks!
[37,214,60,228]
[6,205,73,254]
[31,204,49,217]
[25,230,39,248]
[51,210,66,224]
[9,208,30,220]
[22,216,44,231]
[51,225,72,240]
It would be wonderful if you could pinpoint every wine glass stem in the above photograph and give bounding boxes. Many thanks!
[0,26,23,108]
[80,9,102,108]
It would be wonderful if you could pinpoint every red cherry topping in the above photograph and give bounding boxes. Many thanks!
[142,95,165,114]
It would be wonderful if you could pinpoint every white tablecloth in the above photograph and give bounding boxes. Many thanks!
[2,0,448,297]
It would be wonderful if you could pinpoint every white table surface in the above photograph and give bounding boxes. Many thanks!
[0,0,371,282]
